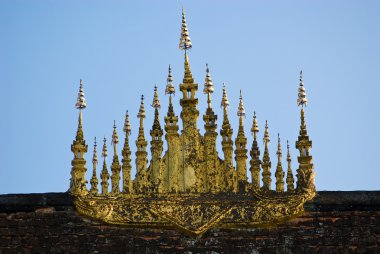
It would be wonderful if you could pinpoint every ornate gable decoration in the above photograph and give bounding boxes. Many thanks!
[70,8,315,237]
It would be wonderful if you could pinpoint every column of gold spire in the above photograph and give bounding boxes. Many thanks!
[249,112,261,192]
[150,85,164,193]
[101,137,110,195]
[295,71,315,193]
[178,10,201,193]
[286,140,295,193]
[220,84,236,192]
[122,111,133,194]
[111,121,121,194]
[261,121,272,191]
[202,64,219,193]
[134,95,149,193]
[235,90,248,192]
[70,79,88,196]
[164,65,180,193]
[90,137,99,194]
[275,134,285,192]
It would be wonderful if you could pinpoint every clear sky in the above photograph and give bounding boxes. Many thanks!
[1,0,379,194]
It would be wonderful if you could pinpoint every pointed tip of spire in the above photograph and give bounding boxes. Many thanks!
[166,65,175,95]
[221,83,230,109]
[124,110,131,135]
[203,63,214,95]
[263,120,270,144]
[297,70,308,107]
[75,79,87,110]
[179,6,192,51]
[237,90,245,117]
[251,111,259,134]
[102,136,108,158]
[151,85,161,109]
[138,95,146,118]
[94,136,97,147]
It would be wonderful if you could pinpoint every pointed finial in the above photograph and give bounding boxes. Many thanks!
[277,133,282,158]
[92,137,98,165]
[221,83,230,109]
[165,65,175,95]
[151,85,161,109]
[297,70,308,107]
[137,95,146,118]
[179,7,192,51]
[123,110,131,135]
[287,140,291,161]
[203,64,214,94]
[75,79,87,109]
[102,136,108,158]
[251,111,259,135]
[263,120,270,144]
[237,90,245,117]
[112,120,119,145]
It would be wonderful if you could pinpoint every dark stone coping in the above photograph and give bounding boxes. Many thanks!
[0,191,379,213]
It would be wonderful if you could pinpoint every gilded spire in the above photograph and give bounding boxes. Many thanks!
[75,79,86,142]
[221,83,230,109]
[137,95,146,119]
[295,71,315,193]
[251,111,259,140]
[203,64,214,109]
[220,84,235,192]
[111,121,121,194]
[261,120,272,191]
[151,85,161,109]
[102,136,108,161]
[275,134,284,192]
[101,136,109,195]
[135,95,149,194]
[179,7,194,83]
[297,70,308,107]
[150,86,164,193]
[112,121,119,150]
[122,110,133,194]
[123,110,131,136]
[165,65,175,95]
[286,140,295,192]
[90,137,99,194]
[237,90,245,118]
[179,7,192,51]
[92,137,98,165]
[249,111,261,192]
[235,90,248,192]
[75,79,87,110]
[70,79,88,195]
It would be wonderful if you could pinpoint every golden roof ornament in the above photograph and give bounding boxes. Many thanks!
[286,140,295,193]
[179,7,192,51]
[102,136,108,158]
[137,95,146,119]
[151,85,161,109]
[221,83,230,109]
[165,65,175,95]
[92,137,98,165]
[112,121,119,146]
[237,90,245,117]
[90,137,99,195]
[251,111,259,137]
[275,133,285,192]
[123,110,131,135]
[75,79,87,109]
[297,70,308,107]
[71,9,316,237]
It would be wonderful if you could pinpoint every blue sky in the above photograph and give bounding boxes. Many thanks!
[1,0,379,194]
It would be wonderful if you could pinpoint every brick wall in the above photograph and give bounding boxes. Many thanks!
[0,191,379,254]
